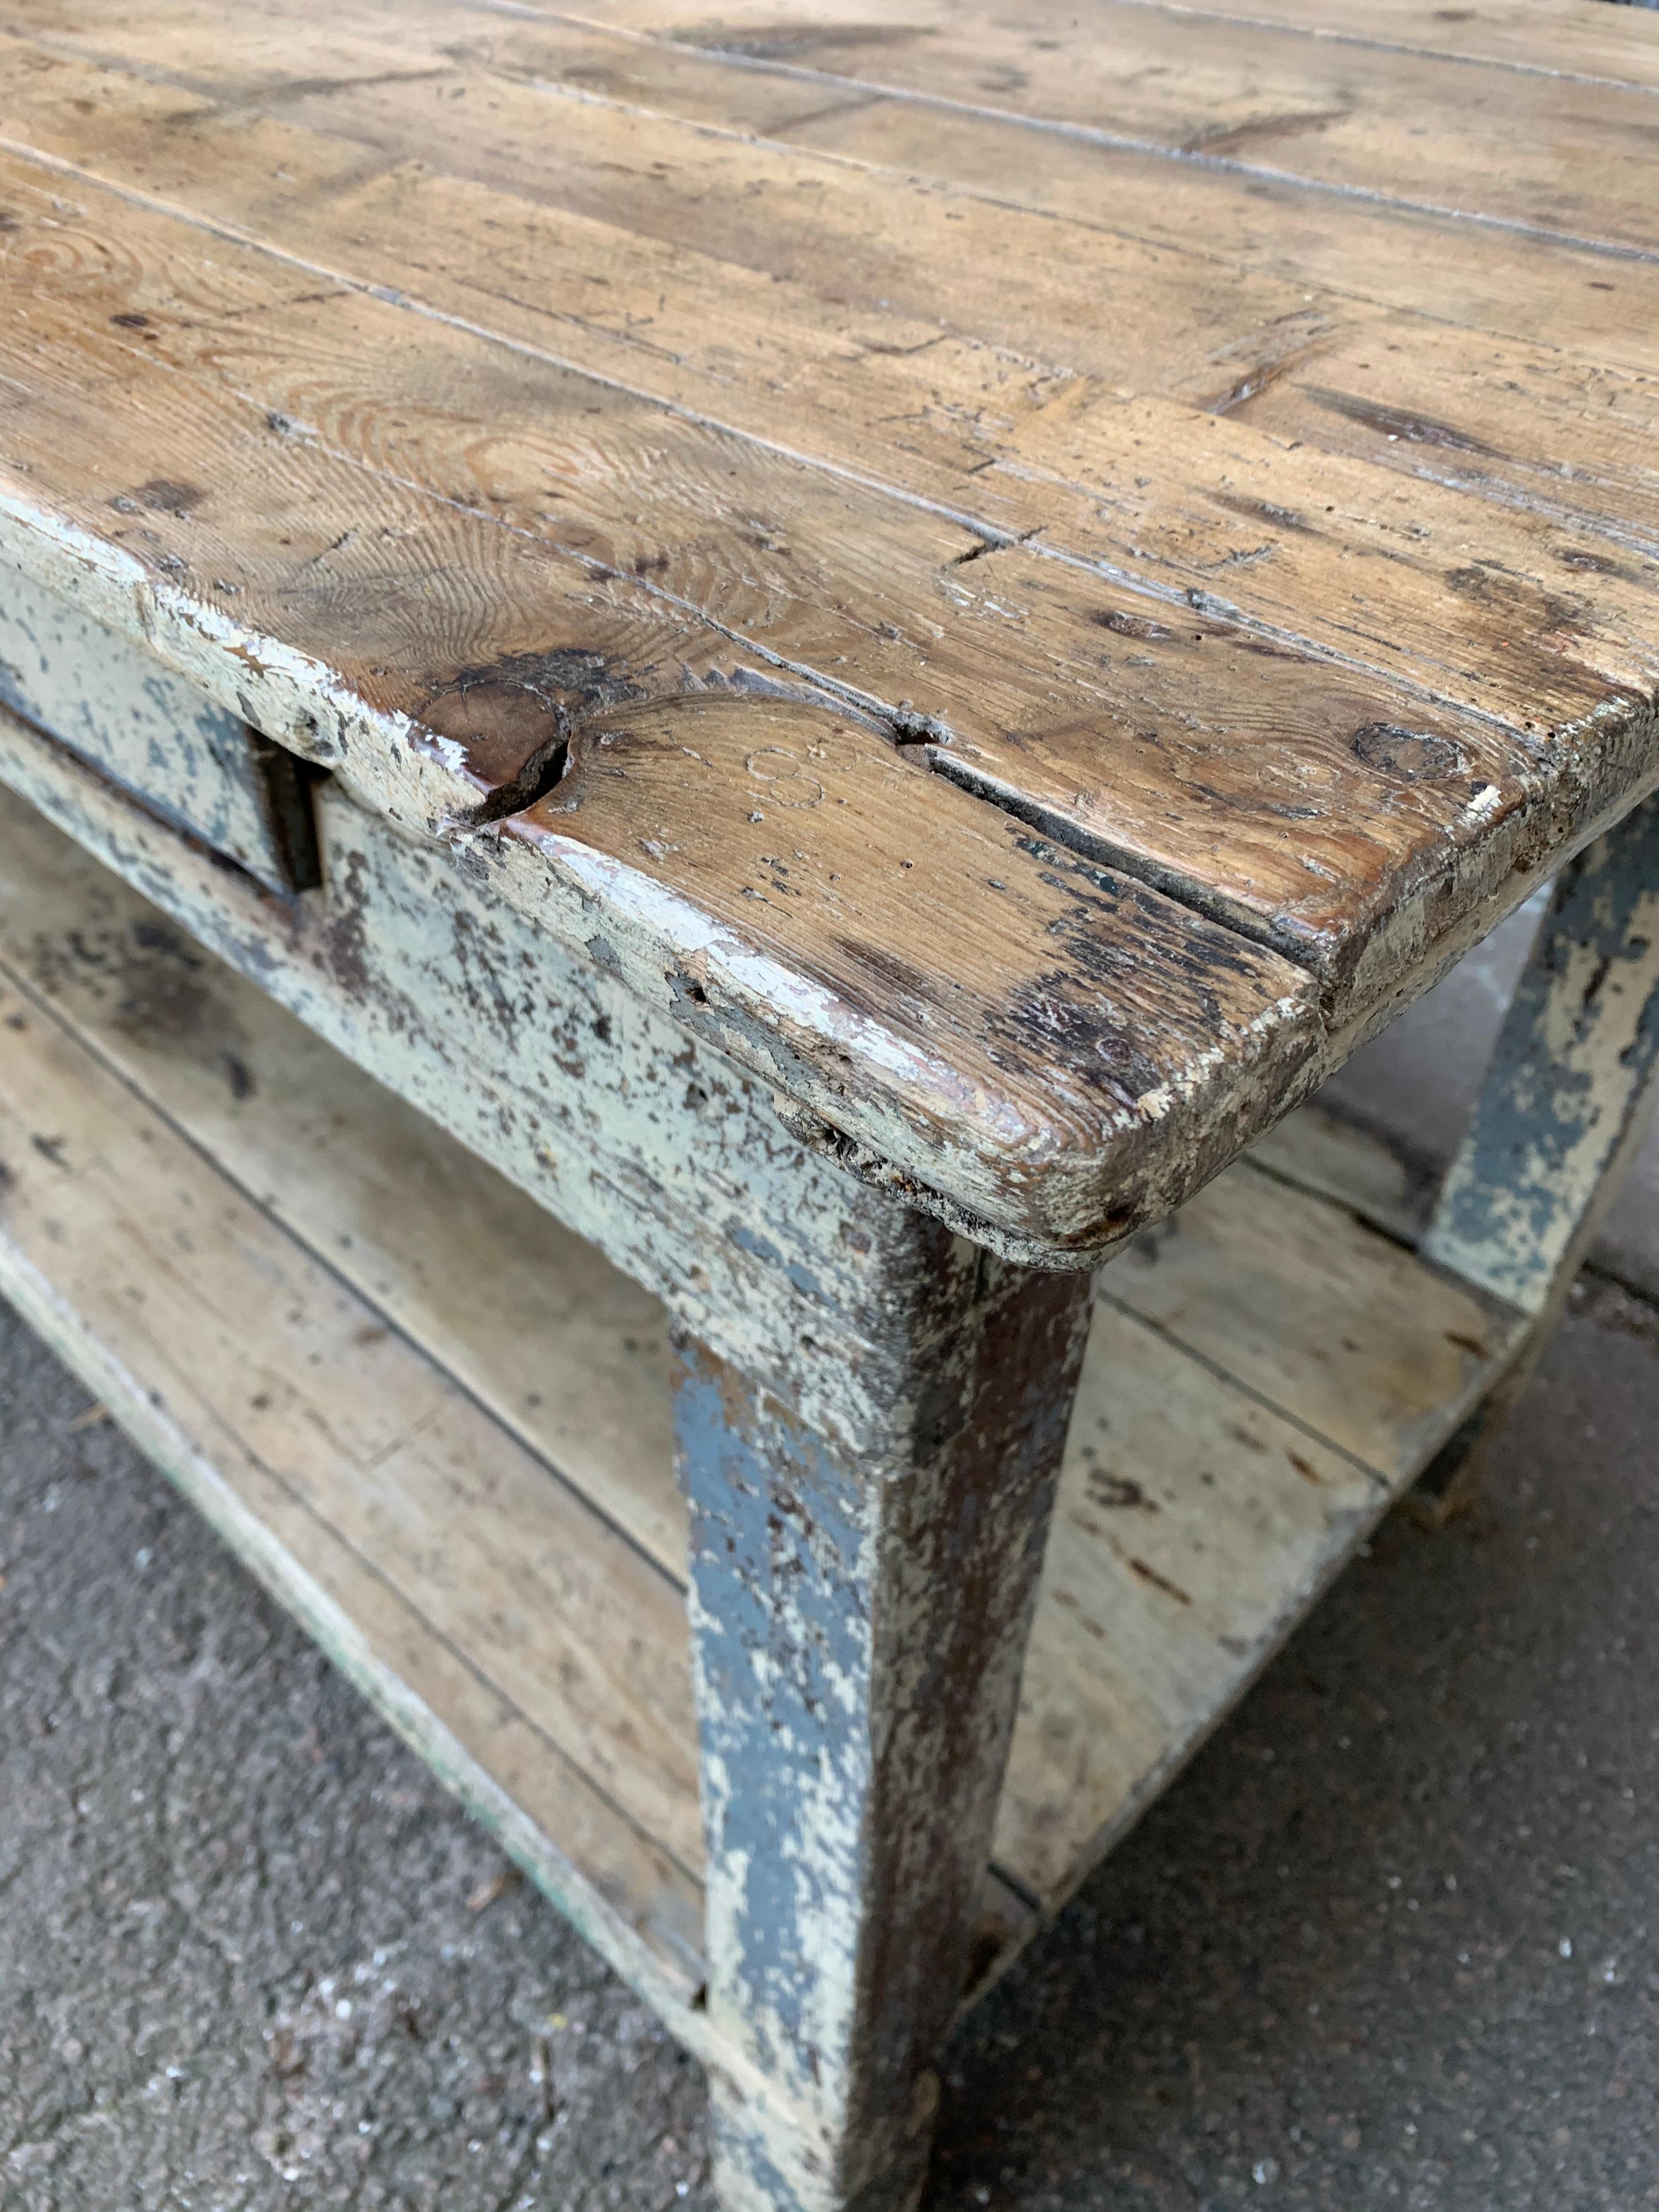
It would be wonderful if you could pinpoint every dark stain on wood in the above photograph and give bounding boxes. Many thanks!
[422,648,647,818]
[1094,608,1177,642]
[1300,385,1502,458]
[1442,565,1586,642]
[1084,1468,1160,1513]
[674,20,934,59]
[1106,1536,1193,1606]
[1210,490,1317,537]
[132,478,204,515]
[1350,722,1469,782]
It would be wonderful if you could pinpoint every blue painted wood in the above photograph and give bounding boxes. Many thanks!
[675,1223,1092,2212]
[1424,792,1659,1316]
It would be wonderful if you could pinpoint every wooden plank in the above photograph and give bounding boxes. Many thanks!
[992,1299,1385,1910]
[546,0,1659,254]
[0,555,321,893]
[0,954,714,1999]
[24,0,1659,247]
[1245,1099,1434,1248]
[267,12,1659,536]
[1103,1155,1530,1483]
[19,0,1659,377]
[1,32,1654,1026]
[1081,0,1659,91]
[991,1151,1529,1911]
[500,691,1323,1259]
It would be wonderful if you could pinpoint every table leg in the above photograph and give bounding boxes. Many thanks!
[1415,791,1659,1519]
[673,1218,1092,2212]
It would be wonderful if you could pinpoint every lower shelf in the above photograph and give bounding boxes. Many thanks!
[0,795,1532,2032]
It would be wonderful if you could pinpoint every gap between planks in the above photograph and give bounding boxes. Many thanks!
[0,794,1531,1983]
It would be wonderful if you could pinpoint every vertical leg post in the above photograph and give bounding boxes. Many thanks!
[673,1210,1092,2212]
[1415,791,1659,1518]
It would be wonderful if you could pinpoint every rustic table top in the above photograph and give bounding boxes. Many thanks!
[1,0,1655,1260]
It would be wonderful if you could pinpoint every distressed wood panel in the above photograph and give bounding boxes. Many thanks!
[545,0,1659,253]
[1070,0,1659,89]
[0,787,686,1571]
[1424,792,1659,1313]
[0,957,713,2001]
[993,1299,1384,1910]
[16,3,1659,381]
[0,340,1329,1260]
[503,694,1322,1257]
[1103,1156,1530,1483]
[1245,1099,1435,1248]
[0,552,317,893]
[0,32,1654,1026]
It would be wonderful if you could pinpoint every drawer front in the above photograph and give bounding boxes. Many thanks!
[0,560,318,894]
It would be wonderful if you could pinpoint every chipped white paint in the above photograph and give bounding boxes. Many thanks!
[0,702,939,1460]
[0,556,311,894]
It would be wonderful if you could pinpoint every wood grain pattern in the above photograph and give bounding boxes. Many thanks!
[0,0,1651,1231]
[0,26,1652,1022]
[0,783,687,1571]
[1105,1157,1526,1481]
[1064,0,1659,92]
[506,693,1324,1252]
[547,0,1659,252]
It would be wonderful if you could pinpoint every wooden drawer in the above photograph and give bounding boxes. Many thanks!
[0,560,318,895]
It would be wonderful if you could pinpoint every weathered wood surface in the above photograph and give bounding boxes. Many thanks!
[557,0,1659,250]
[0,780,688,1567]
[4,27,1657,918]
[1107,1159,1526,1481]
[1085,0,1659,84]
[1425,793,1659,1315]
[995,1163,1530,1910]
[0,155,1333,1254]
[0,3,1652,1232]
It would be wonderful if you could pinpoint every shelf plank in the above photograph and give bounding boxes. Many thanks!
[0,945,712,2017]
[0,782,687,1578]
[1103,1159,1528,1485]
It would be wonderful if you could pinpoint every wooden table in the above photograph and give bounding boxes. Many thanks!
[1,2,1657,2203]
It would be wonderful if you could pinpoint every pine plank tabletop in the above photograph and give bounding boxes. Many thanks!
[0,0,1655,1257]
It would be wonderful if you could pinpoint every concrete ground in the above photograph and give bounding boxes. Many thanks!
[4,923,1659,2212]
